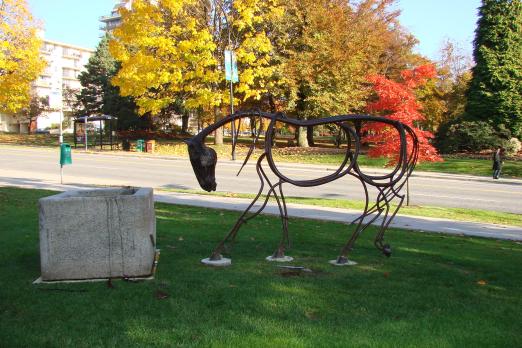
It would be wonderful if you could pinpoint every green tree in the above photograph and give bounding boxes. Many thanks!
[270,0,423,147]
[14,91,52,134]
[416,40,472,133]
[466,0,522,137]
[77,35,143,130]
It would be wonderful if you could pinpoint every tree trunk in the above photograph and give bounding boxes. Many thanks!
[355,120,362,140]
[250,116,256,137]
[181,112,189,134]
[296,126,309,147]
[28,118,35,135]
[268,94,277,113]
[306,126,315,147]
[214,106,223,145]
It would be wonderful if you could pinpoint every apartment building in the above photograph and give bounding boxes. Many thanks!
[100,1,133,33]
[0,38,94,133]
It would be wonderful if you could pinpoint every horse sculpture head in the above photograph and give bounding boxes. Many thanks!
[185,137,217,192]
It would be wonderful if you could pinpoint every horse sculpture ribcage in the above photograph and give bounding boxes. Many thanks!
[185,111,418,266]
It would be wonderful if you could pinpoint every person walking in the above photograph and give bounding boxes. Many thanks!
[492,146,505,179]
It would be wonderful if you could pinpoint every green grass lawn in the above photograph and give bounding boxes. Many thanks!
[1,187,522,347]
[0,132,75,147]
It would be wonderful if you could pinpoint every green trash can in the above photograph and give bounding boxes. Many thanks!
[136,139,145,152]
[60,143,72,165]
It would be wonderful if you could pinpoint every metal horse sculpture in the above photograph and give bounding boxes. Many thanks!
[185,111,418,266]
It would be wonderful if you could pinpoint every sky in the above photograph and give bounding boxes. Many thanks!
[28,0,481,60]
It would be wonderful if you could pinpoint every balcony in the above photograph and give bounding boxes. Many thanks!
[35,81,52,88]
[99,14,121,22]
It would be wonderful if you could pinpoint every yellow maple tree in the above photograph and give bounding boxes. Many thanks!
[0,0,45,114]
[110,0,281,122]
[110,0,219,115]
[230,0,282,103]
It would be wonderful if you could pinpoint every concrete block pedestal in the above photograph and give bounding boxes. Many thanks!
[38,187,156,281]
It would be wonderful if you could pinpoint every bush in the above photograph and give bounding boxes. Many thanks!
[435,120,510,153]
[505,137,521,155]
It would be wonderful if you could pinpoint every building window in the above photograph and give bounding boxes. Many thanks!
[62,68,76,79]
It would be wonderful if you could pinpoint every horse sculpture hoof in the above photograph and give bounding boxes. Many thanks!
[329,257,357,266]
[266,255,294,262]
[383,244,392,258]
[201,256,232,267]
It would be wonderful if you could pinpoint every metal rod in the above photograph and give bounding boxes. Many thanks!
[224,5,236,161]
[99,120,102,150]
[230,77,235,160]
[84,118,88,152]
[59,110,63,185]
[59,109,63,144]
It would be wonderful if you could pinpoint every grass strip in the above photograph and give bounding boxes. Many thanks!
[160,188,522,227]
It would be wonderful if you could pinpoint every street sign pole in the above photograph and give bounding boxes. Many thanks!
[229,68,235,160]
[220,4,238,161]
[225,49,237,161]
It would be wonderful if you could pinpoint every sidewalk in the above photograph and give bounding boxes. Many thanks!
[1,177,521,242]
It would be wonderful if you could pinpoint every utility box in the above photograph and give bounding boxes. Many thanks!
[38,187,156,281]
[145,140,155,153]
[136,139,145,152]
[60,143,72,165]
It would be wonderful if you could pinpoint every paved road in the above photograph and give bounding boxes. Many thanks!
[1,145,521,214]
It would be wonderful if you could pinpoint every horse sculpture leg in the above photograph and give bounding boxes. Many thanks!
[232,156,293,262]
[266,180,293,262]
[332,176,374,265]
[374,187,405,257]
[203,156,268,265]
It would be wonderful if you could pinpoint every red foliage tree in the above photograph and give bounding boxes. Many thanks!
[364,64,443,163]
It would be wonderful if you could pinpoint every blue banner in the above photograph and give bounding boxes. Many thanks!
[224,50,239,83]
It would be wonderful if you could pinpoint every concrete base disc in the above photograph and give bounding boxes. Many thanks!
[329,259,357,266]
[201,257,232,267]
[266,255,294,262]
